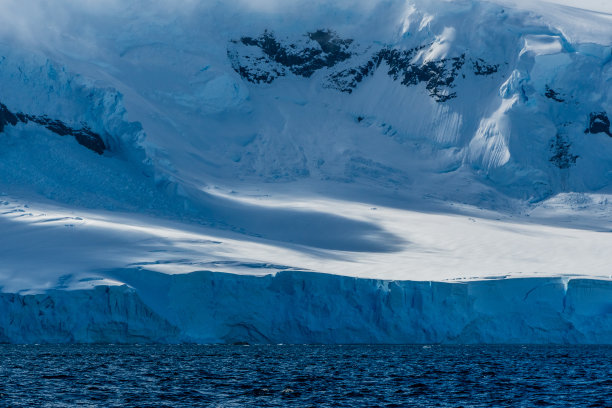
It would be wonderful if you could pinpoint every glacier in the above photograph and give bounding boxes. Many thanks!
[0,0,611,343]
[2,271,611,344]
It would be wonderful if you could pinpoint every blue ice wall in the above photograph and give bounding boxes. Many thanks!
[1,271,610,344]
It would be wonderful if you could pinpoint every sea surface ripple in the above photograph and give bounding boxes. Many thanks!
[0,345,611,407]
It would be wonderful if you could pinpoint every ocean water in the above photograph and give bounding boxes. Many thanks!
[0,345,610,407]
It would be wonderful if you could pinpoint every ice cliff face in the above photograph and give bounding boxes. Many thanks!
[0,286,178,343]
[2,271,611,344]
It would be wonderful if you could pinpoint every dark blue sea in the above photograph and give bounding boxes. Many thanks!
[0,345,610,407]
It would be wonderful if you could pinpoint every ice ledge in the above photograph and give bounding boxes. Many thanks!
[1,271,611,344]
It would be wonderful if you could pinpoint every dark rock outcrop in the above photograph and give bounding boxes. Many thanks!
[472,58,499,76]
[0,103,19,133]
[229,29,354,83]
[0,102,106,154]
[544,85,565,102]
[585,112,611,137]
[549,133,578,169]
[229,30,500,102]
[378,49,465,102]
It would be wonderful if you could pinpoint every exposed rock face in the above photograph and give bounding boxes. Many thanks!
[472,58,499,76]
[0,102,106,154]
[228,30,500,102]
[550,133,579,169]
[0,103,19,132]
[228,29,354,84]
[586,112,611,137]
[545,85,565,102]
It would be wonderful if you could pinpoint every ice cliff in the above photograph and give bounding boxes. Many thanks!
[0,285,178,343]
[2,271,610,344]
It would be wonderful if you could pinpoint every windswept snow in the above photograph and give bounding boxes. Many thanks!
[491,0,612,44]
[1,190,611,295]
[498,0,612,14]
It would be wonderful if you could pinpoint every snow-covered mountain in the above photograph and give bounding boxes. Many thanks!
[0,0,611,343]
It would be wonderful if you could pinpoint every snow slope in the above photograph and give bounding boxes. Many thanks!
[0,0,611,343]
[1,192,612,296]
